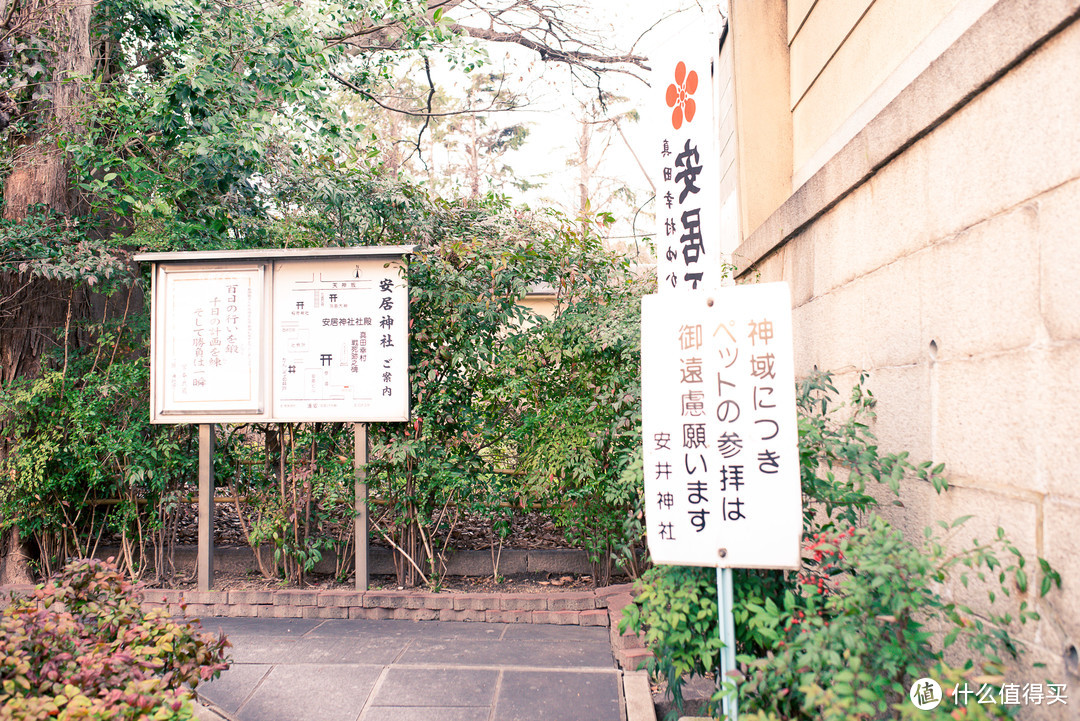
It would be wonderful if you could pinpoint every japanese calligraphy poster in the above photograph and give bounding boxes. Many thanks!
[272,258,408,422]
[157,267,263,415]
[641,282,801,569]
[653,21,722,292]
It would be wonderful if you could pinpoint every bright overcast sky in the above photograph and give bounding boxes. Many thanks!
[497,2,718,250]
[417,1,720,256]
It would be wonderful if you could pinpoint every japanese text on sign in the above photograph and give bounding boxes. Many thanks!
[641,283,801,569]
[145,248,412,424]
[159,267,262,414]
[655,49,719,291]
[272,259,407,422]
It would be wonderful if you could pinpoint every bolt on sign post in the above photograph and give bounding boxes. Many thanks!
[136,246,415,592]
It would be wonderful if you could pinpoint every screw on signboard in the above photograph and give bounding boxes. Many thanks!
[718,548,727,558]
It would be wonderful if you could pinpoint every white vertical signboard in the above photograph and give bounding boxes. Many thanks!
[653,19,722,292]
[642,283,801,569]
[272,258,408,422]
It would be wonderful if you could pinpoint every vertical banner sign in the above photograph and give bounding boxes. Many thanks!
[642,283,801,569]
[653,23,721,291]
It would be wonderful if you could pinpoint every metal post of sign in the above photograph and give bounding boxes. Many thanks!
[197,423,215,592]
[354,423,369,591]
[717,566,738,719]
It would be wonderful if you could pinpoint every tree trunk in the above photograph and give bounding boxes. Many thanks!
[0,0,93,582]
[4,0,92,219]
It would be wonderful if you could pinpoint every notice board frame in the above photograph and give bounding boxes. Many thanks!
[136,246,416,425]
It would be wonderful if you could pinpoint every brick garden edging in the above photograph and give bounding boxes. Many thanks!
[2,581,655,671]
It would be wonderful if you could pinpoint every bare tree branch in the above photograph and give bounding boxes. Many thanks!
[402,55,437,166]
[450,23,649,75]
[328,70,520,118]
[330,0,650,86]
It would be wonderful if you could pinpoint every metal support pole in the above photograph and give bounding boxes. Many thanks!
[717,566,738,719]
[354,423,369,591]
[197,424,215,592]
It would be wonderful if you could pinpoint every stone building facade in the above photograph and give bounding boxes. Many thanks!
[721,0,1080,699]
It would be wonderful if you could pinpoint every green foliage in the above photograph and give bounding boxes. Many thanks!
[66,0,375,249]
[795,372,947,530]
[0,557,228,719]
[514,223,649,582]
[621,372,1061,721]
[0,177,651,591]
[619,565,724,713]
[0,310,196,579]
[0,0,650,593]
[217,422,358,585]
[0,208,130,288]
[737,517,1048,720]
[363,199,651,587]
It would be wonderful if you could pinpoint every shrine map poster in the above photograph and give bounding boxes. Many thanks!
[271,258,408,422]
[156,266,264,417]
[145,248,411,424]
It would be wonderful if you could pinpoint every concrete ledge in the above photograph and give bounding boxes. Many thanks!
[734,0,1080,273]
[623,671,658,721]
[91,545,608,578]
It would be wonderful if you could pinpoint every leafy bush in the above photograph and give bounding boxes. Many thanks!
[217,423,358,585]
[515,240,650,584]
[0,310,197,582]
[1,188,651,590]
[736,515,1051,720]
[0,557,228,719]
[362,200,650,587]
[621,372,1060,720]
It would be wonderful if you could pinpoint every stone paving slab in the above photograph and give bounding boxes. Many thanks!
[493,670,622,721]
[361,707,491,721]
[196,664,269,716]
[370,668,499,706]
[195,617,624,721]
[291,634,406,665]
[203,617,323,637]
[233,664,381,721]
[397,637,614,669]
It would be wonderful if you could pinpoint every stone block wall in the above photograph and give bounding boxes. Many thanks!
[735,0,1080,700]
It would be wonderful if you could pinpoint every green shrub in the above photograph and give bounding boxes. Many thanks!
[621,372,1060,720]
[736,515,1049,720]
[0,557,229,719]
[0,314,197,582]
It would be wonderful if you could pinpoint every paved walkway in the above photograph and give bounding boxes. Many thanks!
[194,617,625,721]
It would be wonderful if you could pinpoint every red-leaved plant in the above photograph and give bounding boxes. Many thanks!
[0,557,229,719]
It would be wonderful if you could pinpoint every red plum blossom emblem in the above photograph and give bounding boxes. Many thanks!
[665,61,698,130]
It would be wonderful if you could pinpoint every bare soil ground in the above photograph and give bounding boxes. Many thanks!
[161,502,618,593]
[173,503,573,551]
